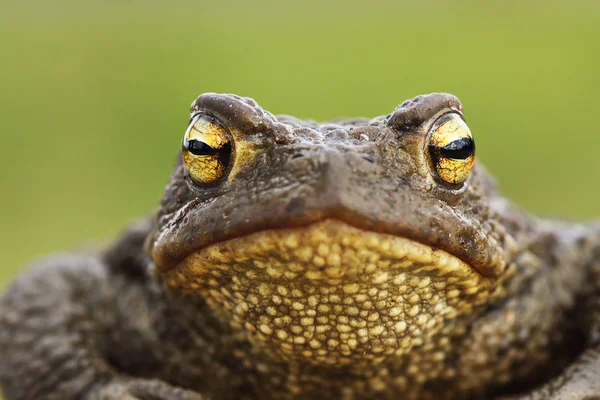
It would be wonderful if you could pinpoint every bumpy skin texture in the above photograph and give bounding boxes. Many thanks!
[1,94,599,400]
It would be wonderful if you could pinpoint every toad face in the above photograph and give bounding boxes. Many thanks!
[147,93,512,367]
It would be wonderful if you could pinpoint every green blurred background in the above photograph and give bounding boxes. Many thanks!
[1,0,599,293]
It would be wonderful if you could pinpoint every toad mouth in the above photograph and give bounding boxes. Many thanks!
[161,219,493,297]
[150,192,507,281]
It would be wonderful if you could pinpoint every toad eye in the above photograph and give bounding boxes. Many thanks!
[426,113,475,187]
[182,114,233,186]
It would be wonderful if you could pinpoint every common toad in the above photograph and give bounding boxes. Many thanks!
[1,93,599,399]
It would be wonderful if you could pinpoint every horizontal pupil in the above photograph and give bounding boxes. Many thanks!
[185,139,221,156]
[439,137,474,160]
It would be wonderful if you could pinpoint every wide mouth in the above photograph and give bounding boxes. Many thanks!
[162,218,493,294]
[150,192,507,280]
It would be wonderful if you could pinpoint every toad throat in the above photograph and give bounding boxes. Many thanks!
[162,219,497,365]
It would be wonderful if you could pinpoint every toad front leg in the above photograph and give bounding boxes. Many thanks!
[508,226,600,400]
[0,228,207,400]
[507,307,600,399]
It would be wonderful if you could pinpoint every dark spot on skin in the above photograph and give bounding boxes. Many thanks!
[400,122,414,131]
[291,152,304,159]
[457,229,477,255]
[362,155,375,164]
[286,197,306,216]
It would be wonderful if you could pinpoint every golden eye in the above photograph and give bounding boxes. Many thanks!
[426,113,475,187]
[182,114,233,186]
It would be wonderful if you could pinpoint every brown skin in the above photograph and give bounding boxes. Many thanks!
[1,93,599,400]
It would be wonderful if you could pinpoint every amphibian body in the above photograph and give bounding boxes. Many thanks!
[1,93,599,400]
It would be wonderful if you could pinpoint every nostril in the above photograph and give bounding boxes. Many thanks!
[291,152,305,159]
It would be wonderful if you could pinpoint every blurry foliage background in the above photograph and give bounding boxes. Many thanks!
[1,0,599,291]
